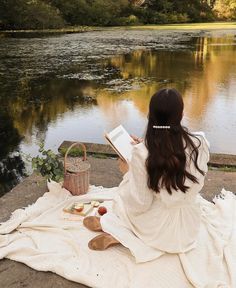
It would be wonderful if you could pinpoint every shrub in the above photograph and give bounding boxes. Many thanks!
[32,143,64,182]
[0,0,65,30]
[113,15,140,25]
[177,13,190,23]
[167,13,190,23]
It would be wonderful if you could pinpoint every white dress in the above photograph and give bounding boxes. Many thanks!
[101,133,236,287]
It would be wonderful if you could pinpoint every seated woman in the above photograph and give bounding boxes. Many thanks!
[83,88,235,285]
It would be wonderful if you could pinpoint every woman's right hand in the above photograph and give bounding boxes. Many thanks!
[130,135,143,145]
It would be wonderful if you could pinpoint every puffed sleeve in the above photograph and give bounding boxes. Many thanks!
[122,144,154,214]
[192,131,210,173]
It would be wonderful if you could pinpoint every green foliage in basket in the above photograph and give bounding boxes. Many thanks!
[32,142,64,182]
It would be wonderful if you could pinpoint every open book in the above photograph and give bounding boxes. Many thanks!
[105,125,133,162]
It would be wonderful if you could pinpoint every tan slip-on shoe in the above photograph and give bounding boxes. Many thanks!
[83,216,102,232]
[88,233,120,250]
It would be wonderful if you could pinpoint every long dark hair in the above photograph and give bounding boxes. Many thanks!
[145,88,204,194]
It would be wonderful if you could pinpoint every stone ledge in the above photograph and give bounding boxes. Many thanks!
[58,141,236,168]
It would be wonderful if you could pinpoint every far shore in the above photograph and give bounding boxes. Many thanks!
[1,22,236,35]
[0,26,99,35]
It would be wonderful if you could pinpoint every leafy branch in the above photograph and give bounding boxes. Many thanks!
[31,142,64,182]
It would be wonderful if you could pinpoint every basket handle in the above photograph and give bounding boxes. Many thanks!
[64,142,87,174]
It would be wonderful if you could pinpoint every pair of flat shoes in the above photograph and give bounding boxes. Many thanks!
[83,216,119,250]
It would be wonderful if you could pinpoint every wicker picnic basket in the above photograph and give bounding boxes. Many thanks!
[63,142,90,195]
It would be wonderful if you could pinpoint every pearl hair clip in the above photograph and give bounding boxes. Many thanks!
[153,126,170,129]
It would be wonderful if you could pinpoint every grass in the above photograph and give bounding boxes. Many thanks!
[59,147,112,159]
[209,165,236,172]
[59,147,85,157]
[1,22,236,35]
[112,21,236,30]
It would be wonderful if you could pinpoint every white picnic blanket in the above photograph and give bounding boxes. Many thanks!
[0,181,235,288]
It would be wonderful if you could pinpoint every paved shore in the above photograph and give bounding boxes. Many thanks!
[1,155,236,288]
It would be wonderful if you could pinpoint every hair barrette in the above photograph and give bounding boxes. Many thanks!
[153,125,170,129]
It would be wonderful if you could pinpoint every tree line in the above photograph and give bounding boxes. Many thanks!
[0,0,236,30]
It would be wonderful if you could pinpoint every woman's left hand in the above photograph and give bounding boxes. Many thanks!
[118,158,129,174]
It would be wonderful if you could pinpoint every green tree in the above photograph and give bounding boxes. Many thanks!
[50,0,90,25]
[0,0,65,30]
[1,0,235,30]
[52,0,130,26]
[90,0,130,25]
[214,0,236,19]
[145,0,214,22]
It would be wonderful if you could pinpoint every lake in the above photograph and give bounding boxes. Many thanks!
[0,28,236,195]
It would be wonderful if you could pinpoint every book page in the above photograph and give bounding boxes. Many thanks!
[105,125,133,162]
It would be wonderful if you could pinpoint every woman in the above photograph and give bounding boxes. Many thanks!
[84,89,236,286]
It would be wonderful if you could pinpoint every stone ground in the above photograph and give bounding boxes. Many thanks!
[0,156,236,288]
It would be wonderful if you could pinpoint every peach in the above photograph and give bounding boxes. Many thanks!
[98,206,107,216]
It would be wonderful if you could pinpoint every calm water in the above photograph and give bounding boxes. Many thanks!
[0,29,236,195]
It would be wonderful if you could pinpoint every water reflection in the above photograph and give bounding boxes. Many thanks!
[96,36,236,153]
[0,110,26,196]
[0,31,236,195]
[8,78,98,141]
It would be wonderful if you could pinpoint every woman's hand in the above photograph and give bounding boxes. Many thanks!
[130,135,143,145]
[118,158,129,174]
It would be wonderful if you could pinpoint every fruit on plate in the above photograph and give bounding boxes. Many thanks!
[98,206,107,216]
[74,203,84,212]
[91,201,100,207]
[75,207,84,212]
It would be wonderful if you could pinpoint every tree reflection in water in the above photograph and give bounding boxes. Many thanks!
[0,111,26,196]
[0,77,98,196]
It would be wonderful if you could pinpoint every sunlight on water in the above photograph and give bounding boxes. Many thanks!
[0,29,236,194]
